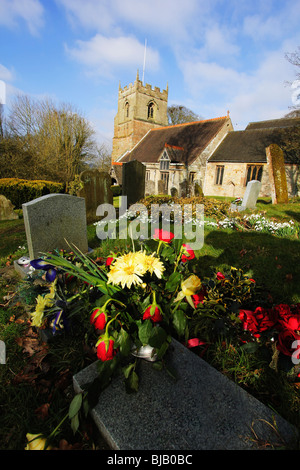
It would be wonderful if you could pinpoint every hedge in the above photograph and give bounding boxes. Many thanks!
[0,178,65,209]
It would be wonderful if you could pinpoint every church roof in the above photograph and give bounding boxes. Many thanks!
[245,117,300,130]
[208,119,300,164]
[118,116,231,165]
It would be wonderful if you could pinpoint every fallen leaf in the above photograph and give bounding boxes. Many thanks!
[35,403,50,420]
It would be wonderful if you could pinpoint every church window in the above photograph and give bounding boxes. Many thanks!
[148,102,155,119]
[215,165,224,185]
[245,165,263,185]
[160,154,170,170]
[125,102,129,118]
[160,172,169,188]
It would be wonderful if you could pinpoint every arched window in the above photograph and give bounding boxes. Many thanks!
[125,102,129,118]
[147,102,155,119]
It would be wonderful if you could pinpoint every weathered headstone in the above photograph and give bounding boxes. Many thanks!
[157,179,167,194]
[231,180,261,212]
[170,187,178,197]
[145,179,155,196]
[73,338,298,450]
[79,169,113,224]
[122,160,146,207]
[0,195,18,220]
[266,144,289,204]
[22,194,88,260]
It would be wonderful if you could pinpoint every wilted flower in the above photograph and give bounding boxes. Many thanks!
[143,305,163,323]
[96,338,116,361]
[25,433,52,450]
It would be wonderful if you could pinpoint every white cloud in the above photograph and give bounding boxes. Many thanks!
[0,0,44,35]
[0,64,15,83]
[179,45,298,129]
[65,34,160,77]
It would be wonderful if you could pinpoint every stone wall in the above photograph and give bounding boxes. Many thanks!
[204,161,298,199]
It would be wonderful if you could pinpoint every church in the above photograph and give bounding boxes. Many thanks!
[110,73,300,199]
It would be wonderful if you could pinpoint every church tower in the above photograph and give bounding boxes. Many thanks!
[111,71,169,162]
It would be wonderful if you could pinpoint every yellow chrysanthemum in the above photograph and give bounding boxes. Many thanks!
[144,253,165,279]
[107,252,147,289]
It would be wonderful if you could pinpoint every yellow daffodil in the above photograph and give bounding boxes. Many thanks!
[31,281,56,327]
[25,433,52,450]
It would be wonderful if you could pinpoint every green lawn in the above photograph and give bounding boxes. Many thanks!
[1,198,300,450]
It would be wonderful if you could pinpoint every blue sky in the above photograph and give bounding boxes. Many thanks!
[0,0,299,149]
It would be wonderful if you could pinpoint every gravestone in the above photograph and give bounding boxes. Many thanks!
[22,194,88,260]
[266,144,289,204]
[230,180,261,212]
[0,195,18,220]
[79,169,113,224]
[170,187,178,197]
[73,339,298,450]
[145,179,155,196]
[157,179,167,194]
[122,160,146,207]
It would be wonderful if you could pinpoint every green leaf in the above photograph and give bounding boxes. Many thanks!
[241,342,259,353]
[125,370,139,393]
[138,319,153,345]
[166,271,181,292]
[148,326,167,349]
[68,393,82,419]
[122,362,135,379]
[172,309,187,336]
[117,328,131,356]
[70,413,80,434]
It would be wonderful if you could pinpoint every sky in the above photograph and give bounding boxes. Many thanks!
[0,0,299,149]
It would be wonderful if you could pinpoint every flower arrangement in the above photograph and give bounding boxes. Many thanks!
[26,228,300,445]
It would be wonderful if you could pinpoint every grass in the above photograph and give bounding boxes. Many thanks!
[0,197,300,449]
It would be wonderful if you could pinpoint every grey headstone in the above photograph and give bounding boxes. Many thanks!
[239,180,261,211]
[22,194,88,260]
[73,339,298,450]
[122,160,146,207]
[0,195,18,220]
[79,169,113,224]
[145,179,155,196]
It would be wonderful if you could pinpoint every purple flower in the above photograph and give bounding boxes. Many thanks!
[30,258,57,282]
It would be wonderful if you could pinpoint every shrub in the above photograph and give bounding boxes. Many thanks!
[0,178,65,209]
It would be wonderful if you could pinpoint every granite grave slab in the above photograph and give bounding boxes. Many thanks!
[22,193,88,260]
[73,339,298,450]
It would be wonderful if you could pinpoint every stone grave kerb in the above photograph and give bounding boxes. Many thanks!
[22,193,88,260]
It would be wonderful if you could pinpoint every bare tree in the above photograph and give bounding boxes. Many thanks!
[3,95,97,183]
[167,105,202,125]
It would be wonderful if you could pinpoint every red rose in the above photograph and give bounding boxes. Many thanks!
[274,304,291,318]
[96,339,116,361]
[239,307,277,337]
[181,244,195,263]
[192,288,206,307]
[276,329,300,357]
[153,228,174,243]
[90,308,107,330]
[143,305,163,323]
[216,272,225,280]
[277,314,300,332]
[106,257,114,266]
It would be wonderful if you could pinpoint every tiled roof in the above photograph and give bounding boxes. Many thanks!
[119,116,230,165]
[208,124,299,164]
